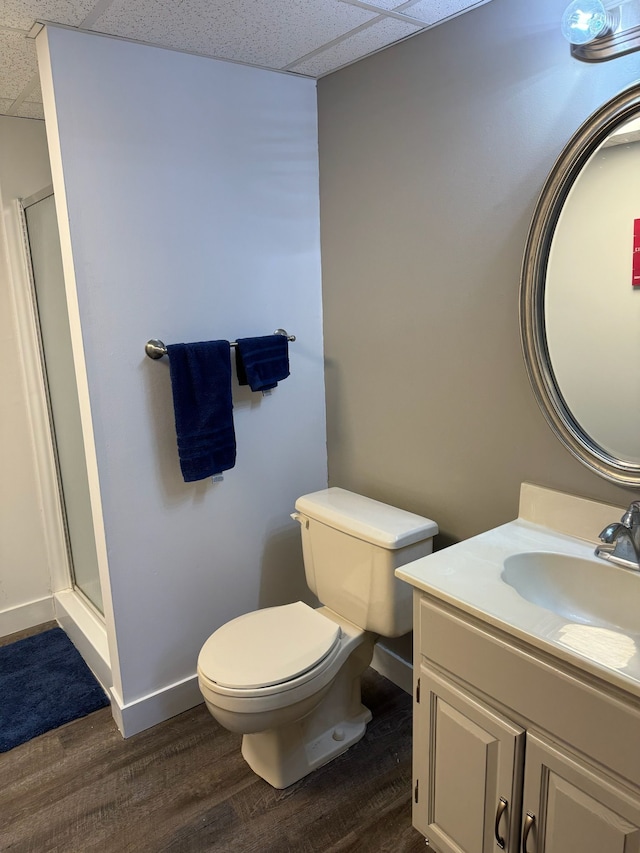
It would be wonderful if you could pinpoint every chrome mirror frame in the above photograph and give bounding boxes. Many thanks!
[520,81,640,487]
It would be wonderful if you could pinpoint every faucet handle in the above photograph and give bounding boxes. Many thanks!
[622,501,640,528]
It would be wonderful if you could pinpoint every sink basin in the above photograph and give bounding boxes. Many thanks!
[502,552,640,634]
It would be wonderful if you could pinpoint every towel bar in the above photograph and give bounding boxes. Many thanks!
[145,329,296,360]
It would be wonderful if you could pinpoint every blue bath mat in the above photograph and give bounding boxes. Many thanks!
[0,627,109,752]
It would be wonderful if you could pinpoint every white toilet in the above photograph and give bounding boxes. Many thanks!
[197,487,438,788]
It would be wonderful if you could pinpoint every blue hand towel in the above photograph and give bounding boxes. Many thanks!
[235,335,290,392]
[166,341,236,482]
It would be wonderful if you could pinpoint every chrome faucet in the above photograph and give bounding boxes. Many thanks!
[595,501,640,571]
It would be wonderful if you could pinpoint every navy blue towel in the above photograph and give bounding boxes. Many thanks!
[235,335,290,392]
[166,341,236,482]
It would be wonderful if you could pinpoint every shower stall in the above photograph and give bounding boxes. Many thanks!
[20,187,110,688]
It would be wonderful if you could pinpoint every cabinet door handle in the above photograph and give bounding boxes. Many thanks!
[494,796,508,849]
[521,812,535,853]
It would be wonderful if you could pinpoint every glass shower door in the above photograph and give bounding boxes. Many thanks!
[23,190,103,614]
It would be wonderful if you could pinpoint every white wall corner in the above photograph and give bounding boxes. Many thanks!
[36,24,122,699]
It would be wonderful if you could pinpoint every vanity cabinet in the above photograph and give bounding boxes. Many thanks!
[414,665,524,852]
[412,594,640,852]
[522,734,640,852]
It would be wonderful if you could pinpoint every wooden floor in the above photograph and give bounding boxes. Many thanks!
[1,625,426,853]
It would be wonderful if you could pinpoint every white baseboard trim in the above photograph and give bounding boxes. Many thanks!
[0,595,55,638]
[110,674,204,738]
[54,589,111,693]
[371,639,413,695]
[107,640,411,739]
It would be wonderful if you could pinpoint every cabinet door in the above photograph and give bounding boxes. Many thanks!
[522,733,640,853]
[414,665,525,852]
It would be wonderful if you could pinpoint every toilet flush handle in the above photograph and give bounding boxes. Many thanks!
[291,512,309,529]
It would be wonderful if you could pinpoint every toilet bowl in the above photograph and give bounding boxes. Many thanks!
[198,603,375,788]
[198,487,438,788]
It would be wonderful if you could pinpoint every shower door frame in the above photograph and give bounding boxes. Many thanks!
[16,187,112,691]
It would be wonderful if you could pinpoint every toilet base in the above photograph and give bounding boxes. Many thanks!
[241,703,371,789]
[241,630,376,789]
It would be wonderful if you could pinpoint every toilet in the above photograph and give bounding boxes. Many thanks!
[197,487,438,788]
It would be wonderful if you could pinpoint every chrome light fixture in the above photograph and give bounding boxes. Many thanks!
[561,0,640,61]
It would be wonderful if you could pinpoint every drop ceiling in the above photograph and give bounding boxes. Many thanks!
[0,0,492,121]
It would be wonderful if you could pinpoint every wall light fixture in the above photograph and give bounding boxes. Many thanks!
[561,0,640,61]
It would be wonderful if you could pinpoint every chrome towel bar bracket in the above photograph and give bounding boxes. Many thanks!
[145,329,296,360]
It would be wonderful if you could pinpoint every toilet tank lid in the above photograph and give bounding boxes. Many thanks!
[295,487,438,549]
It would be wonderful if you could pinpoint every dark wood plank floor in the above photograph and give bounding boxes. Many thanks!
[1,626,426,853]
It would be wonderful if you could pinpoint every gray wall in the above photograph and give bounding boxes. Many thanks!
[0,116,54,633]
[318,0,640,546]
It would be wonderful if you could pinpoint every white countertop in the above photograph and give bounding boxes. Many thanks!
[396,485,640,700]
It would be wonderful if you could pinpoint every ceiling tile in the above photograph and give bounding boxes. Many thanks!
[342,0,490,26]
[342,0,410,9]
[89,0,376,70]
[14,99,44,118]
[0,28,36,99]
[289,16,419,77]
[402,0,490,27]
[0,0,494,118]
[0,0,95,30]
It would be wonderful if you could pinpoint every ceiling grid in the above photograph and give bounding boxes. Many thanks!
[0,0,492,119]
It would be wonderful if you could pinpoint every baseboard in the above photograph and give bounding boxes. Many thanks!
[54,589,111,693]
[110,674,204,738]
[371,636,413,695]
[0,595,55,638]
[109,639,411,739]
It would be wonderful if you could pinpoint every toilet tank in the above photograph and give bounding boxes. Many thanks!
[293,488,438,637]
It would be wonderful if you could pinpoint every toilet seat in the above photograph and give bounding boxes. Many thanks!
[198,602,342,693]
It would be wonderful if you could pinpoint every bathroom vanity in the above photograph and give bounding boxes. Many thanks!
[397,484,640,852]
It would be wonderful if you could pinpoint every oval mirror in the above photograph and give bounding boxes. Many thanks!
[521,82,640,486]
